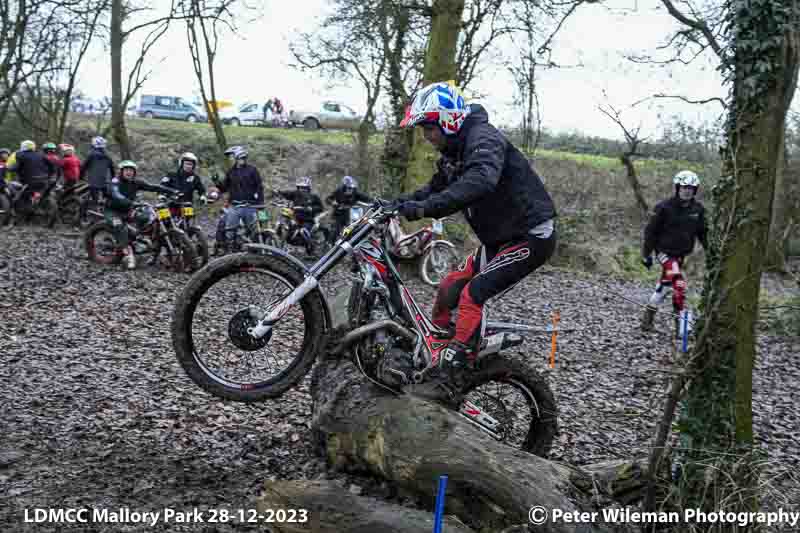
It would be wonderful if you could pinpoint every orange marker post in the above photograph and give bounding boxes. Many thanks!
[549,311,560,369]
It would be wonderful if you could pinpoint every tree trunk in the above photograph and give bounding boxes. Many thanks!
[309,347,642,533]
[620,152,649,214]
[256,480,476,533]
[198,8,227,154]
[381,2,410,194]
[357,121,372,187]
[111,0,132,159]
[403,0,465,194]
[766,137,790,271]
[675,2,800,515]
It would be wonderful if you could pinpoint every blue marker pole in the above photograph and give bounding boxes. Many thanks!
[433,475,448,533]
[681,310,689,353]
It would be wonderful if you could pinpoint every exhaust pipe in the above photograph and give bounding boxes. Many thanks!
[330,320,416,355]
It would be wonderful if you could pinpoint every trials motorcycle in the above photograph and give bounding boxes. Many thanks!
[171,200,558,456]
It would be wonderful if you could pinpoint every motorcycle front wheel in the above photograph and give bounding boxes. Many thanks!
[171,253,327,402]
[186,226,209,268]
[156,229,197,273]
[59,197,82,227]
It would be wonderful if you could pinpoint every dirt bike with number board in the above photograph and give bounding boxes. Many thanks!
[85,193,197,273]
[171,200,560,456]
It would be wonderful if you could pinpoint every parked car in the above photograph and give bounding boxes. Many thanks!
[219,102,269,127]
[137,95,207,123]
[288,101,362,131]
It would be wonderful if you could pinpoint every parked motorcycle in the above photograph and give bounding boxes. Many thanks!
[171,200,557,456]
[272,199,331,256]
[0,178,59,227]
[84,193,197,273]
[385,216,458,286]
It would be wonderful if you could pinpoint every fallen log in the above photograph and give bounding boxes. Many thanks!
[309,341,641,533]
[256,479,476,532]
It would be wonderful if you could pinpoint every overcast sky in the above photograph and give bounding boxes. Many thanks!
[75,0,731,140]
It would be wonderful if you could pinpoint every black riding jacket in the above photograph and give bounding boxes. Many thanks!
[326,186,372,207]
[80,148,116,189]
[106,175,175,213]
[276,189,324,223]
[406,104,557,247]
[642,196,707,258]
[217,164,264,204]
[161,170,207,204]
[9,151,55,183]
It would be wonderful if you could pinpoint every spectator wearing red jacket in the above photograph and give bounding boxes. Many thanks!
[59,144,81,185]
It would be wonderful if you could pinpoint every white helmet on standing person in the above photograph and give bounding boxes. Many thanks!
[673,170,700,202]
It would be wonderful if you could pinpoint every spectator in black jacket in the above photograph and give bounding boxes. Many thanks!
[274,176,324,256]
[395,81,558,404]
[9,140,55,186]
[640,170,707,333]
[79,136,115,207]
[7,140,56,214]
[326,175,372,238]
[211,146,264,255]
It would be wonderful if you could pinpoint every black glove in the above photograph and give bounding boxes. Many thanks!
[398,201,425,221]
[642,256,653,269]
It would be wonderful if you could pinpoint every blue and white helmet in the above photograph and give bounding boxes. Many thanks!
[342,175,357,188]
[296,176,311,190]
[92,136,106,149]
[400,80,470,135]
[224,145,247,159]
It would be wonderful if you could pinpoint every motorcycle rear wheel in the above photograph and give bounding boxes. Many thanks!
[458,356,558,458]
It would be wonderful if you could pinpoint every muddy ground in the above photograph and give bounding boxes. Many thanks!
[1,220,798,532]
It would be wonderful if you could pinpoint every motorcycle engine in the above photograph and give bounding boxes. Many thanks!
[376,347,414,389]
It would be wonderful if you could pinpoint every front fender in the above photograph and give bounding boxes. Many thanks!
[242,243,333,330]
[423,238,456,254]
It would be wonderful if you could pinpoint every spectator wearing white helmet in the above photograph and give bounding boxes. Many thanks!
[640,169,708,333]
[79,136,115,208]
[161,152,207,208]
[211,146,264,255]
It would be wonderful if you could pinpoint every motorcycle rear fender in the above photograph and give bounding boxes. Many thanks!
[242,243,333,331]
[422,238,456,254]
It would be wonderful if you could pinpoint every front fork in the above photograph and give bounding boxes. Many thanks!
[247,222,370,339]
